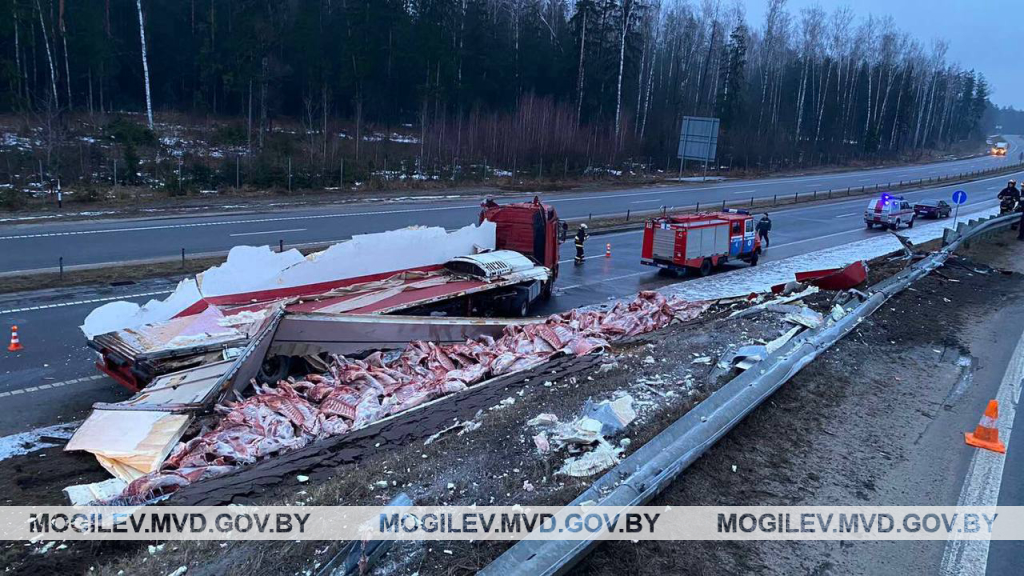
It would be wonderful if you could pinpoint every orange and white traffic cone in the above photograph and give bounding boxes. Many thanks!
[7,325,23,352]
[605,243,611,258]
[965,400,1006,454]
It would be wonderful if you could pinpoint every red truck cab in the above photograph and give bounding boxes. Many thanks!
[641,210,760,276]
[480,196,565,297]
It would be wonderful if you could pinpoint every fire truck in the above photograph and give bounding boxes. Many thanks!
[640,210,761,276]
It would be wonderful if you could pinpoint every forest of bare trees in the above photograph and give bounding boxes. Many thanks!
[0,0,996,197]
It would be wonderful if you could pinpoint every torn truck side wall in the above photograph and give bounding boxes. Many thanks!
[64,410,192,483]
[80,222,497,339]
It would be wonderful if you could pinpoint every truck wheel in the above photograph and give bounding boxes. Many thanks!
[516,299,530,318]
[865,222,873,229]
[749,252,759,266]
[258,355,291,384]
[891,220,900,230]
[698,258,712,277]
[908,216,915,228]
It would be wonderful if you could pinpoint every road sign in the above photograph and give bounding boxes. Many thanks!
[951,190,967,229]
[677,116,720,162]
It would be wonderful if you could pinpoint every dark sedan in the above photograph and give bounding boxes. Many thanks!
[914,200,952,219]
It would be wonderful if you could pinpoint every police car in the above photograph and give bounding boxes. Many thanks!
[864,194,915,230]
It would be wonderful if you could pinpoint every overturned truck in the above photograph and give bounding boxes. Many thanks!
[84,198,567,392]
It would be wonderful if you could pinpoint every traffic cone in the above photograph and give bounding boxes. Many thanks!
[7,326,23,352]
[605,243,611,258]
[965,400,1006,454]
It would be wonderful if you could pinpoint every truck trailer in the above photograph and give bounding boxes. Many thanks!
[88,198,566,391]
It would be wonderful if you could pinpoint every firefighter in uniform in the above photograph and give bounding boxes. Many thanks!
[998,180,1020,214]
[574,224,589,265]
[756,213,772,249]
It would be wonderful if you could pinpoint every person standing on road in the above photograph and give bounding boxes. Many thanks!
[756,213,772,249]
[998,180,1020,214]
[574,224,589,265]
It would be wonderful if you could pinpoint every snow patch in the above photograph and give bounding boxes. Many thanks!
[662,205,998,302]
[0,422,79,462]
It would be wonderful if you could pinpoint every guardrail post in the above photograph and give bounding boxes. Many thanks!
[828,189,832,199]
[721,199,726,211]
[626,209,630,221]
[847,187,851,196]
[181,248,185,268]
[750,196,754,207]
[279,239,284,253]
[59,257,63,280]
[813,190,817,200]
[773,194,777,206]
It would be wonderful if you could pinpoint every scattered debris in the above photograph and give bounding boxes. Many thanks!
[533,433,550,454]
[527,414,559,427]
[63,478,128,506]
[296,475,309,483]
[691,357,712,365]
[557,442,622,477]
[583,395,637,436]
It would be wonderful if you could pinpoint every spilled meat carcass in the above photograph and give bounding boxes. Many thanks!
[106,292,710,504]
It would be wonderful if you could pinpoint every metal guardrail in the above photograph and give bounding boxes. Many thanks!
[480,211,1019,576]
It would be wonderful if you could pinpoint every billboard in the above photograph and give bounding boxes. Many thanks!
[677,116,720,163]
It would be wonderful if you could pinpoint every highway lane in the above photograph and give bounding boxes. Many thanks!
[2,163,1018,436]
[1,137,1020,274]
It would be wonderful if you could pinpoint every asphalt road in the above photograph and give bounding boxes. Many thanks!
[2,156,1022,437]
[1,137,1021,274]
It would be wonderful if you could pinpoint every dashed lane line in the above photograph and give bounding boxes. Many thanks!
[0,374,106,398]
[229,227,307,237]
[0,290,172,315]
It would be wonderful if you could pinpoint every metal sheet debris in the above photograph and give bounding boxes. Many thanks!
[584,395,636,436]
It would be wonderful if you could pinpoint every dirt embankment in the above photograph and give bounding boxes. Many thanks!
[579,232,1024,575]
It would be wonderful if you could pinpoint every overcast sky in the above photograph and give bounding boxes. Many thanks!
[743,0,1022,109]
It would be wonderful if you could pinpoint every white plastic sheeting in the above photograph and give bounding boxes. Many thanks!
[80,222,496,339]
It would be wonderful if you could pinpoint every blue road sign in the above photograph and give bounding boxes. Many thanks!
[952,190,967,205]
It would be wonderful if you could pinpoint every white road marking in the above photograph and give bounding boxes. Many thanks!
[629,199,662,204]
[558,254,607,265]
[733,189,759,195]
[229,228,307,237]
[0,375,105,399]
[558,271,647,292]
[834,213,857,218]
[0,290,172,315]
[939,329,1023,576]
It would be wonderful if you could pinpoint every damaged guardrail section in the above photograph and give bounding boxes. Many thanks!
[481,212,1020,576]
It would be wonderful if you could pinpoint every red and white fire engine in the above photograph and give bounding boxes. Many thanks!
[641,210,761,276]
